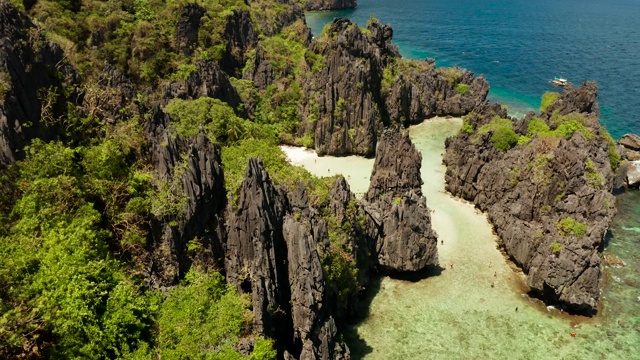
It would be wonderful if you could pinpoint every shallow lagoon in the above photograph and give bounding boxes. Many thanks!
[283,118,640,359]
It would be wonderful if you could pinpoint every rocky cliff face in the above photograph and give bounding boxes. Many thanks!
[225,158,293,341]
[304,0,357,11]
[444,82,616,313]
[222,152,439,356]
[220,9,259,77]
[145,108,227,286]
[283,213,349,360]
[0,2,76,168]
[296,18,488,156]
[364,129,439,272]
[79,62,136,124]
[161,60,243,113]
[173,3,207,56]
[225,159,349,359]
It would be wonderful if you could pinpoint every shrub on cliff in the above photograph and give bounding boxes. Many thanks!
[526,117,551,136]
[455,83,471,95]
[555,217,587,238]
[540,91,559,112]
[475,117,518,152]
[549,241,563,254]
[490,126,519,152]
[165,97,272,145]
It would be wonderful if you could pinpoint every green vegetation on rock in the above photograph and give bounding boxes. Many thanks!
[476,117,518,152]
[549,241,563,254]
[454,83,471,95]
[155,271,273,359]
[540,91,559,112]
[555,217,587,238]
[584,158,605,189]
[165,97,273,145]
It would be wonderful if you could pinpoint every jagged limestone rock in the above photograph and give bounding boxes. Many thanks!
[444,82,616,313]
[304,0,357,11]
[363,129,439,272]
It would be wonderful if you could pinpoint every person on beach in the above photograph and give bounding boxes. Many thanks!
[450,261,454,269]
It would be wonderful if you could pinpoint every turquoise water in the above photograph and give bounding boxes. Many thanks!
[306,0,640,139]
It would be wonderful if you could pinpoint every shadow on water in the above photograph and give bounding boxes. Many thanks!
[600,229,613,251]
[341,276,381,359]
[385,264,443,282]
[342,265,444,358]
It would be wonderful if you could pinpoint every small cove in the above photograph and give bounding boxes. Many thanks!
[283,118,639,358]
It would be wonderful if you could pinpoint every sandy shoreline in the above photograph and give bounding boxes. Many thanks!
[280,145,375,197]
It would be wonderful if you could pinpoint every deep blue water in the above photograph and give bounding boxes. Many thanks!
[306,0,640,139]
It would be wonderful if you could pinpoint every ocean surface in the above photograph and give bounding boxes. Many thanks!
[305,0,640,139]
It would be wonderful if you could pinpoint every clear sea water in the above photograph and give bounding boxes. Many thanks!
[305,0,640,139]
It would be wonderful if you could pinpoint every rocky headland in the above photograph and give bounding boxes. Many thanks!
[444,82,619,313]
[244,17,489,156]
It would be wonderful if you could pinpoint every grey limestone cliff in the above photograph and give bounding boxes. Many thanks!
[145,108,227,286]
[160,60,244,114]
[363,129,439,272]
[296,18,488,156]
[304,0,357,11]
[0,2,76,169]
[225,158,349,359]
[444,82,617,313]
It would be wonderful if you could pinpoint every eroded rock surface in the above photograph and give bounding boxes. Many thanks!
[225,159,349,359]
[145,108,227,287]
[364,129,439,272]
[296,18,488,156]
[0,2,76,168]
[161,60,243,113]
[304,0,357,11]
[284,215,349,360]
[444,82,617,313]
[617,133,640,187]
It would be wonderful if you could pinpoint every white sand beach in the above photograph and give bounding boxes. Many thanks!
[280,145,375,197]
